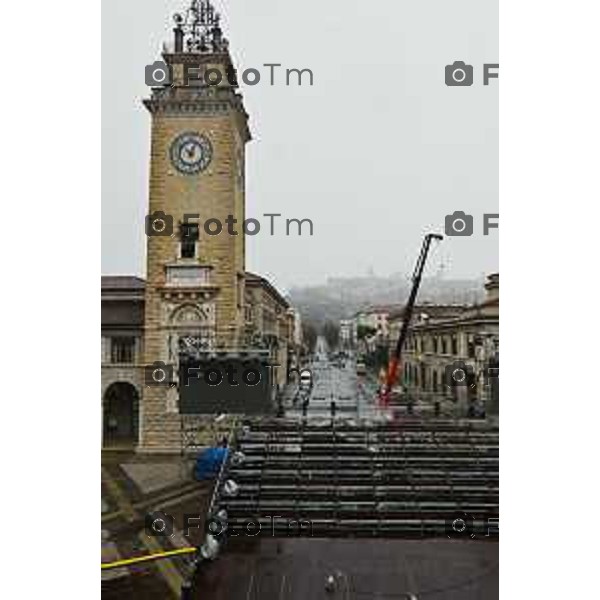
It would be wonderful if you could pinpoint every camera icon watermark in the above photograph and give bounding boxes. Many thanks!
[445,62,499,86]
[145,211,174,237]
[145,61,172,86]
[444,361,476,389]
[445,511,475,539]
[444,212,499,236]
[445,512,499,539]
[145,361,175,387]
[445,211,473,236]
[145,511,174,537]
[445,61,473,86]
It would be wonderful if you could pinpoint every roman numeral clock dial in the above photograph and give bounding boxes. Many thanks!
[170,132,213,175]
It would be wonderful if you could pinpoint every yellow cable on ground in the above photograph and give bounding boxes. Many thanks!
[101,547,197,570]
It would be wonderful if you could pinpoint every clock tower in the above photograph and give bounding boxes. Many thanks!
[140,0,250,451]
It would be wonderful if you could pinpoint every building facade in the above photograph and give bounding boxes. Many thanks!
[398,274,499,416]
[101,277,145,447]
[354,306,395,338]
[244,272,295,389]
[353,305,399,357]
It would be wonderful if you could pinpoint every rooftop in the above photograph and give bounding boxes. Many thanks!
[101,276,146,291]
[388,303,469,321]
[245,272,290,309]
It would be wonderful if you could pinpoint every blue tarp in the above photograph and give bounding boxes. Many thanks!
[194,447,229,481]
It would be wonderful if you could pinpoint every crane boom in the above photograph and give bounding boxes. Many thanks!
[380,233,443,404]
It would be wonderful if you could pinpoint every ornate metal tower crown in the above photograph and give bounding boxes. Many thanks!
[172,0,229,54]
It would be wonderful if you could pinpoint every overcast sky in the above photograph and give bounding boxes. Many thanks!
[102,0,498,291]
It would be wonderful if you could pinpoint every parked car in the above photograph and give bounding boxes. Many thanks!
[299,370,313,390]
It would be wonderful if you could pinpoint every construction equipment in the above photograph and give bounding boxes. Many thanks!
[380,233,443,405]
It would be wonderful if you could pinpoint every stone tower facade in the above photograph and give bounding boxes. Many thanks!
[140,0,251,451]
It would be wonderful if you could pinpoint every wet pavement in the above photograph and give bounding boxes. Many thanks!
[284,354,382,418]
[193,538,498,600]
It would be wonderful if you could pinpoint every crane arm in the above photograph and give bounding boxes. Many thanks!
[380,233,443,404]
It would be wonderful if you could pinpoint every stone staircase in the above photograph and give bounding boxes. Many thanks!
[213,418,499,539]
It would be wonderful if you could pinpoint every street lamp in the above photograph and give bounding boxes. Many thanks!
[223,479,239,497]
[199,534,220,560]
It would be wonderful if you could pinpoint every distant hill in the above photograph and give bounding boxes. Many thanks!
[288,275,485,326]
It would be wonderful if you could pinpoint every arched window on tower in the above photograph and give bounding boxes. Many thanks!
[180,221,199,259]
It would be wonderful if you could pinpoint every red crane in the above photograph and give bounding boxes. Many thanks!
[380,233,443,405]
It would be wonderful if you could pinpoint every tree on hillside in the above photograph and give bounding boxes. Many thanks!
[302,321,318,354]
[322,320,340,351]
[357,325,377,340]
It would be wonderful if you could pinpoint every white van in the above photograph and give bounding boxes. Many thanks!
[299,370,313,390]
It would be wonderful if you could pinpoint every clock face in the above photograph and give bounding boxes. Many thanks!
[170,132,213,175]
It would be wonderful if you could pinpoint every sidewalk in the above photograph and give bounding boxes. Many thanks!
[101,451,213,599]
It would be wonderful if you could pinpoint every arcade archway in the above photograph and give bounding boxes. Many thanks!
[103,382,139,447]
